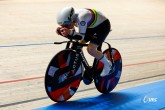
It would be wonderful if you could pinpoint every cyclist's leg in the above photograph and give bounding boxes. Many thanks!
[79,28,95,60]
[79,40,87,44]
[87,43,111,65]
[88,19,112,77]
[83,25,105,59]
[87,43,103,59]
[81,29,95,84]
[87,42,112,77]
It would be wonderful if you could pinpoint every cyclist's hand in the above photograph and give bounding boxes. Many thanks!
[56,27,63,36]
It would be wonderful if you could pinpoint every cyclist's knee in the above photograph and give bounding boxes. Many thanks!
[87,45,97,56]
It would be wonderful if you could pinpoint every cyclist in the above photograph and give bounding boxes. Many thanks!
[56,7,112,79]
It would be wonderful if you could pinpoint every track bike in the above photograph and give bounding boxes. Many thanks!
[45,39,122,102]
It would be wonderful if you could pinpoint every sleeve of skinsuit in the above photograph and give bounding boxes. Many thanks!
[67,9,90,40]
[78,13,88,35]
[67,29,85,40]
[67,16,87,40]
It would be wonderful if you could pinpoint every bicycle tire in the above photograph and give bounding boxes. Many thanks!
[94,48,122,93]
[45,49,83,102]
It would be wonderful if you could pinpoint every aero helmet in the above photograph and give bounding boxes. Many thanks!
[57,7,76,26]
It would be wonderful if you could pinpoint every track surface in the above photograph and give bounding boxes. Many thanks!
[0,0,165,109]
[35,80,165,110]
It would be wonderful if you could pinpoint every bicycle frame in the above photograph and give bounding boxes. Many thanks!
[54,40,102,76]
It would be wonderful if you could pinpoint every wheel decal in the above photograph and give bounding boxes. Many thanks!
[49,79,81,101]
[48,66,59,77]
[45,50,83,102]
[94,48,122,93]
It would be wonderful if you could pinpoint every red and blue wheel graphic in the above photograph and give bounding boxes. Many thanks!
[45,50,83,102]
[94,48,122,93]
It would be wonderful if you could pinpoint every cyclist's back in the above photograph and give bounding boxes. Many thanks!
[75,8,107,29]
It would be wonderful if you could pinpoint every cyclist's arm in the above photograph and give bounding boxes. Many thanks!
[67,19,87,40]
[67,29,85,40]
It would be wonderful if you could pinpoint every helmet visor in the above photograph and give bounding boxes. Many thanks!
[61,21,72,27]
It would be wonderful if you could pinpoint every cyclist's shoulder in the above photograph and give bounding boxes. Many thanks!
[75,9,90,21]
[76,8,106,19]
[75,9,89,16]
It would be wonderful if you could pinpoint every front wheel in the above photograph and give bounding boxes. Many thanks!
[45,49,83,102]
[94,48,122,93]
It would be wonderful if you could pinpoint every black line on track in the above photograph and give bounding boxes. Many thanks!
[0,73,165,108]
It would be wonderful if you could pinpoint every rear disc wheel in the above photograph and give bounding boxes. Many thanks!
[94,48,122,93]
